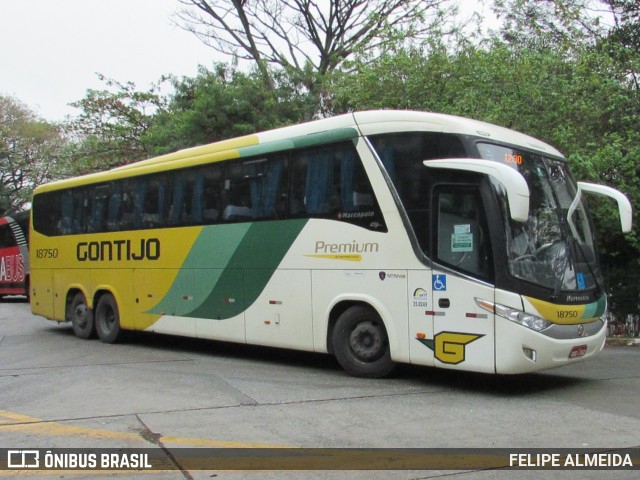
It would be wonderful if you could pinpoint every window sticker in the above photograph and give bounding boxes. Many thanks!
[452,225,473,252]
[454,224,470,234]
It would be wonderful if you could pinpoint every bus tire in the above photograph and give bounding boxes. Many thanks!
[95,293,123,344]
[332,305,395,378]
[70,292,95,339]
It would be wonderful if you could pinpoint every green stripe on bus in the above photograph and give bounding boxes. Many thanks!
[148,219,307,320]
[583,295,606,319]
[147,223,250,317]
[190,219,307,319]
[237,128,358,158]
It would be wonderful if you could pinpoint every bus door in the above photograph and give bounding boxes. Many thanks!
[428,179,496,374]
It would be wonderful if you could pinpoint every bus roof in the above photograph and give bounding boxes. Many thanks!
[34,110,564,194]
[353,111,563,158]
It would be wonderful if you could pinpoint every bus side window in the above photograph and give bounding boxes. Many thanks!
[368,132,469,245]
[58,190,83,234]
[249,156,287,220]
[304,149,336,215]
[142,177,167,228]
[223,161,253,222]
[202,165,223,223]
[32,193,58,236]
[107,183,123,231]
[119,180,145,230]
[289,142,385,230]
[169,171,203,225]
[434,187,493,281]
[87,185,110,233]
[289,154,308,217]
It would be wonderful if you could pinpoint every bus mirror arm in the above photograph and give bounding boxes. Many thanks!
[424,159,530,222]
[576,182,633,233]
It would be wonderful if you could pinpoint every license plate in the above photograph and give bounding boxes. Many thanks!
[569,345,588,358]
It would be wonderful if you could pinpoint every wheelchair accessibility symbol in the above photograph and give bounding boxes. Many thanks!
[432,274,447,291]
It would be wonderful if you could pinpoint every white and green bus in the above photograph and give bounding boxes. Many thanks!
[30,110,632,377]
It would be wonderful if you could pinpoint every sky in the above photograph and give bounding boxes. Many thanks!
[0,0,492,123]
[0,0,216,121]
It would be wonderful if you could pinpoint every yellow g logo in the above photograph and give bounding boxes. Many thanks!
[417,331,484,365]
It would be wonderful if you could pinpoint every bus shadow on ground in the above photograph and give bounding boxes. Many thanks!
[47,323,586,396]
[396,363,585,396]
[131,329,588,395]
[141,329,341,372]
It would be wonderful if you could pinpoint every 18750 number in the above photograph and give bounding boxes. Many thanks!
[35,248,59,259]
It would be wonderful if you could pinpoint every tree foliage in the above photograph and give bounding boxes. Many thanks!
[493,0,609,47]
[65,74,167,175]
[145,65,313,155]
[0,95,66,212]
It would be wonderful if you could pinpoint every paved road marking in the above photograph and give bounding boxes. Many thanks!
[0,409,282,448]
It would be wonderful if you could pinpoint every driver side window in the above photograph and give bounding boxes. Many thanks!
[433,186,493,282]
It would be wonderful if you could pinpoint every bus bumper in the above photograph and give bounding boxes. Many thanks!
[494,317,607,374]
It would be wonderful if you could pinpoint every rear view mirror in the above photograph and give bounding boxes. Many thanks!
[424,159,530,222]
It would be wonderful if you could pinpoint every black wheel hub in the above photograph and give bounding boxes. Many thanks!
[74,305,88,328]
[349,321,384,362]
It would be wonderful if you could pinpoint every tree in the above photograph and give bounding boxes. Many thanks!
[606,0,640,46]
[175,0,457,117]
[0,95,66,212]
[492,0,611,47]
[65,74,167,175]
[145,65,312,155]
[599,1,640,97]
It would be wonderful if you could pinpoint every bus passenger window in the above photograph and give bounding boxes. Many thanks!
[142,178,167,228]
[246,158,278,220]
[289,142,385,230]
[289,155,309,217]
[221,156,287,222]
[58,190,83,234]
[222,161,253,222]
[106,183,123,231]
[120,180,145,230]
[87,185,110,233]
[32,192,58,236]
[169,171,199,225]
[202,166,223,223]
[304,150,336,215]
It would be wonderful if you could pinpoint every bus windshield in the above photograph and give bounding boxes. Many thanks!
[477,143,601,293]
[367,132,602,294]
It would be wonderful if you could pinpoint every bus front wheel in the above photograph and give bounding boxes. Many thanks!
[332,306,395,378]
[70,292,95,339]
[95,293,123,344]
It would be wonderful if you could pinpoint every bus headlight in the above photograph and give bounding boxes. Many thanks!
[475,298,552,332]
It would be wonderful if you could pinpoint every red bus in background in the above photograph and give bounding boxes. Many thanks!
[0,210,30,300]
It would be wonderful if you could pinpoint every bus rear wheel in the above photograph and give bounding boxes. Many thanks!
[95,293,123,344]
[332,305,395,378]
[70,292,95,339]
